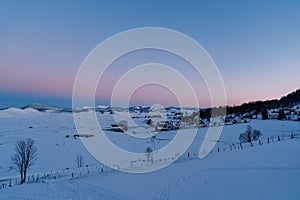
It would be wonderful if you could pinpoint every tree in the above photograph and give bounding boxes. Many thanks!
[262,107,269,120]
[246,125,253,143]
[145,147,153,162]
[117,120,128,132]
[253,129,262,141]
[146,119,153,126]
[239,125,262,145]
[278,109,285,120]
[11,138,37,184]
[75,155,84,168]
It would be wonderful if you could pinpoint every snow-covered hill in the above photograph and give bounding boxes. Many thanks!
[0,108,300,199]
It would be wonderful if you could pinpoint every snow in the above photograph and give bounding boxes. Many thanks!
[0,109,300,199]
[0,180,133,200]
[97,105,109,109]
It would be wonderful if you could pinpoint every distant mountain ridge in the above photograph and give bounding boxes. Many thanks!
[21,103,73,113]
[2,88,299,115]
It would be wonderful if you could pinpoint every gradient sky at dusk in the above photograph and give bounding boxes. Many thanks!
[1,0,300,107]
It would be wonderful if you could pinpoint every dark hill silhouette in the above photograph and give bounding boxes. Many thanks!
[227,88,300,115]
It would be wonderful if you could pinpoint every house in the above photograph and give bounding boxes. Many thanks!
[198,120,207,127]
[291,112,299,121]
[257,114,262,120]
[268,110,279,119]
[73,134,94,139]
[224,121,232,126]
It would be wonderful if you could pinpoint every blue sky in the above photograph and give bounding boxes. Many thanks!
[0,0,300,107]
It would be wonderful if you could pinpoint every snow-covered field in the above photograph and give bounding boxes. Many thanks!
[0,108,300,199]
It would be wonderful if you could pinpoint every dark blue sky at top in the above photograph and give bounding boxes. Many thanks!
[0,0,300,107]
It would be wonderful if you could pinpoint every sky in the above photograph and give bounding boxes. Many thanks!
[0,0,300,108]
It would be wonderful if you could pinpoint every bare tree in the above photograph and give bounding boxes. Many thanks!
[11,138,37,184]
[145,147,153,162]
[75,155,84,168]
[239,125,262,146]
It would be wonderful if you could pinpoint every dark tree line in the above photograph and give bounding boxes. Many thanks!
[199,106,227,120]
[196,89,300,120]
[227,88,300,116]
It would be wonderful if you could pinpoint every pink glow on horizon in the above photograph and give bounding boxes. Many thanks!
[0,65,75,98]
[1,59,299,107]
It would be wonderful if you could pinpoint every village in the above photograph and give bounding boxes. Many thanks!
[104,104,300,133]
